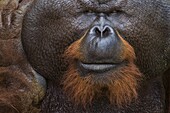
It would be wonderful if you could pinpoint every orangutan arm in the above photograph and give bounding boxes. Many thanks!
[0,0,46,113]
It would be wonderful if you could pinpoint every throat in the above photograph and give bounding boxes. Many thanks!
[39,81,114,113]
[40,78,165,113]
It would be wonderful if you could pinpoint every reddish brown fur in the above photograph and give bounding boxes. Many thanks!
[62,31,142,107]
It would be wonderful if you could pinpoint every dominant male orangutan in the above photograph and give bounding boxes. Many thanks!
[0,0,170,113]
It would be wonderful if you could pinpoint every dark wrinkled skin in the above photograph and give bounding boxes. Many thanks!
[21,0,170,113]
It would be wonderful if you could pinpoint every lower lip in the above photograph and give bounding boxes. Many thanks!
[79,62,118,72]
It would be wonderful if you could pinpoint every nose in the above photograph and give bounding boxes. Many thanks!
[80,16,123,64]
[90,25,114,38]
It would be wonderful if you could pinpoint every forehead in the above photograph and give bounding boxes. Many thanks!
[54,0,128,5]
[80,0,125,3]
[80,0,128,12]
[47,0,155,14]
[77,0,128,6]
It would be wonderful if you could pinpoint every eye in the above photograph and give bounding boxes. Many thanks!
[107,9,127,17]
[111,9,124,14]
[82,9,96,16]
[84,10,93,14]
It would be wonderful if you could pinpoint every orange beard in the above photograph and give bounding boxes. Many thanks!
[62,32,142,107]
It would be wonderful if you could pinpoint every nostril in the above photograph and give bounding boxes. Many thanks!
[90,25,114,38]
[94,27,102,37]
[103,27,111,37]
[90,26,102,37]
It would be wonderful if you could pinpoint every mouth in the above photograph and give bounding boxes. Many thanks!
[78,61,124,74]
